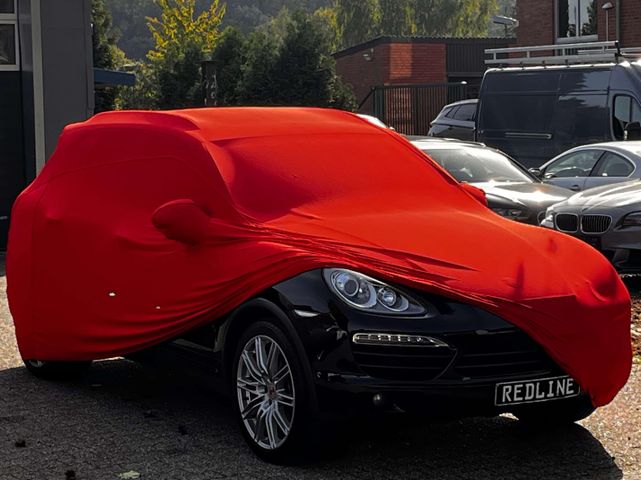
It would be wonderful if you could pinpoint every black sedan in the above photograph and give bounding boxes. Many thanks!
[411,138,573,224]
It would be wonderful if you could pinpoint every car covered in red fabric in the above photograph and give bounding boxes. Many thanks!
[6,108,631,463]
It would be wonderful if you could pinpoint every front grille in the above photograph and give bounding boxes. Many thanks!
[352,343,455,381]
[555,213,578,232]
[351,329,558,382]
[448,330,557,380]
[581,215,611,234]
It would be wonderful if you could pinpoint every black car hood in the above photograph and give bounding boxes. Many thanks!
[560,180,641,209]
[471,181,572,208]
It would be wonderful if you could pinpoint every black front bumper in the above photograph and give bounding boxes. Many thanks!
[274,270,570,417]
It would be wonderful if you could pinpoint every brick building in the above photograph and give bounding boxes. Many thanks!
[334,36,513,133]
[517,0,641,47]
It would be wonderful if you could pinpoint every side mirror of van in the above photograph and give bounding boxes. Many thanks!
[528,167,542,178]
[625,122,641,141]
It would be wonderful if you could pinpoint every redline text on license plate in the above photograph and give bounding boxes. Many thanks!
[495,375,580,406]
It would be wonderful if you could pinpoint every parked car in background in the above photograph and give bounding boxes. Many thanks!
[427,99,477,141]
[531,141,641,192]
[541,180,641,273]
[412,138,572,224]
[476,43,641,168]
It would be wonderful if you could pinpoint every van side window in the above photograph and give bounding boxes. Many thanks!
[592,152,634,177]
[613,95,641,140]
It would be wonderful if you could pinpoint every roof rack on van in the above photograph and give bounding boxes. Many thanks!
[485,41,641,67]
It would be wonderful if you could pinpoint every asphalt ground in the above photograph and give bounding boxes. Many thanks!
[1,254,640,480]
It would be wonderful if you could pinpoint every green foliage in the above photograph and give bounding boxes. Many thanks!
[104,0,159,59]
[209,27,245,105]
[113,61,157,110]
[117,0,226,110]
[331,0,500,48]
[105,0,331,59]
[92,0,128,112]
[147,0,225,62]
[334,0,379,49]
[212,11,356,110]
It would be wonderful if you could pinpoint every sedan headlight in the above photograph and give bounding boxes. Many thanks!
[621,211,641,227]
[323,268,428,316]
[540,208,554,227]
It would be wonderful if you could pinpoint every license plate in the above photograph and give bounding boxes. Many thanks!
[495,375,580,406]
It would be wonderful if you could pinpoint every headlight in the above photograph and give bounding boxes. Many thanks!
[492,208,525,219]
[541,208,554,226]
[622,211,641,227]
[323,268,428,316]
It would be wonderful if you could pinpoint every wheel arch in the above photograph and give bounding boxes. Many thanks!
[220,297,319,412]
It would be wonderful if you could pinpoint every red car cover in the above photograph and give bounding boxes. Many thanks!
[7,108,631,407]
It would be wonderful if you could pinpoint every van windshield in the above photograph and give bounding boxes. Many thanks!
[421,146,534,184]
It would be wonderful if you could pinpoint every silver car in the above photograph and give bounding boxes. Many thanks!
[531,141,641,192]
[540,180,641,273]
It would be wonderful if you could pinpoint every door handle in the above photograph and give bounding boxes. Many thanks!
[570,185,581,191]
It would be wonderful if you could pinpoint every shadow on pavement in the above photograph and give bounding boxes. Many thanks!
[623,275,641,296]
[0,359,623,480]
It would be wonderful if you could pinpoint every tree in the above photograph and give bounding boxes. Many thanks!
[209,27,245,105]
[92,0,127,112]
[379,0,414,37]
[331,0,500,48]
[211,11,356,110]
[146,0,226,109]
[147,0,226,62]
[333,0,380,49]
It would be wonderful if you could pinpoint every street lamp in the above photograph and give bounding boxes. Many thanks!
[602,2,614,42]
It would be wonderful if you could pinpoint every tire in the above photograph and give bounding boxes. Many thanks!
[23,359,92,380]
[231,320,315,464]
[513,395,596,426]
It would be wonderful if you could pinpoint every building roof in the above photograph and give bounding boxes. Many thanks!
[333,35,515,59]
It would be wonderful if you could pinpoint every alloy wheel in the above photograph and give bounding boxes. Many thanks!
[236,335,296,450]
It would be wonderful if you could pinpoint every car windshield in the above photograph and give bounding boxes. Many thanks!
[420,145,534,184]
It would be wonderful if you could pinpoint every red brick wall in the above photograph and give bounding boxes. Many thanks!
[516,0,555,46]
[387,43,447,83]
[517,0,641,48]
[334,43,390,111]
[598,1,641,47]
[335,41,447,112]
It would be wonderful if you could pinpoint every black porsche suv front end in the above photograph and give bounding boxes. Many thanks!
[153,268,591,462]
[270,269,585,417]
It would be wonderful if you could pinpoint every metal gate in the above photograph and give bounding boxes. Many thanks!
[367,82,469,136]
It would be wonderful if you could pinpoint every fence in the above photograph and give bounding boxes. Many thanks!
[362,82,470,136]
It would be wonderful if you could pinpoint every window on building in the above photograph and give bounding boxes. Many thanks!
[613,95,641,140]
[0,0,17,70]
[557,0,597,40]
[0,0,14,14]
[0,24,15,65]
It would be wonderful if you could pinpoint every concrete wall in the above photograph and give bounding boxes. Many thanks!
[0,0,93,250]
[40,0,93,163]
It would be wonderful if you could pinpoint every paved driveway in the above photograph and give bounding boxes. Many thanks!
[1,255,639,480]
